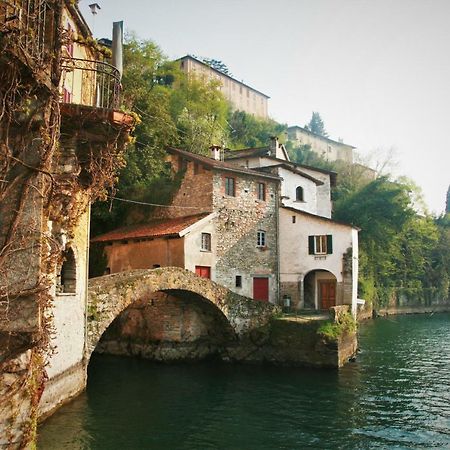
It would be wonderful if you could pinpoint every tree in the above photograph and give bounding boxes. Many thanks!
[227,110,287,149]
[306,111,328,137]
[170,75,229,154]
[90,35,233,236]
[200,57,233,77]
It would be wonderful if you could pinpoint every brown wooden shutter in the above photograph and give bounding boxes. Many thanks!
[326,235,333,254]
[308,236,315,254]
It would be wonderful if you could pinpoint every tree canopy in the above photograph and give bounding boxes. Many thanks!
[306,111,328,137]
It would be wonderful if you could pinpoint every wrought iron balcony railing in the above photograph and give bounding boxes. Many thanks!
[0,0,53,65]
[60,57,121,110]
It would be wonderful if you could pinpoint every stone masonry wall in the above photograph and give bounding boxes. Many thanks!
[154,157,213,219]
[96,291,236,361]
[212,172,279,302]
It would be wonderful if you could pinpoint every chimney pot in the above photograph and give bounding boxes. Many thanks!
[209,145,222,161]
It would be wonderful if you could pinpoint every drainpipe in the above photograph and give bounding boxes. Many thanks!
[275,180,281,306]
[112,21,123,79]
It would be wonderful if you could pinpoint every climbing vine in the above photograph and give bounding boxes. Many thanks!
[0,1,133,445]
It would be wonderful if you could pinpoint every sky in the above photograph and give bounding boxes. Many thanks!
[79,0,450,214]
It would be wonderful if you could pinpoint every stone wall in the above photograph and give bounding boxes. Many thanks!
[95,291,235,361]
[155,157,213,219]
[226,317,357,368]
[212,172,279,302]
[87,268,278,359]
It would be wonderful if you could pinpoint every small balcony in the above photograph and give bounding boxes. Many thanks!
[0,0,54,66]
[60,57,121,110]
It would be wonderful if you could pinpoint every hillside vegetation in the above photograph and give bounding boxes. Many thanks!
[91,35,449,307]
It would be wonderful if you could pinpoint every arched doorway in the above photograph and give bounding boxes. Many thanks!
[303,270,337,310]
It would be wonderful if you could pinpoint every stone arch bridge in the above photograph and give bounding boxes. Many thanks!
[87,267,278,359]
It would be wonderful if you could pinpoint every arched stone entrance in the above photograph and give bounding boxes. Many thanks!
[303,269,338,310]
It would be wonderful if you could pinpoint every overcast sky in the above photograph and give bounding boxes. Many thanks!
[79,0,450,214]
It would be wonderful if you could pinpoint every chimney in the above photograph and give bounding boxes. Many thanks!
[209,145,222,161]
[112,21,123,79]
[269,136,278,154]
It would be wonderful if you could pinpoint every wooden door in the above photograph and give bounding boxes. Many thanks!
[253,277,269,302]
[195,266,211,279]
[319,281,336,309]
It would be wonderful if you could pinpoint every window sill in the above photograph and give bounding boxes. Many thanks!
[56,292,77,297]
[314,255,327,260]
[200,249,211,253]
[257,246,268,251]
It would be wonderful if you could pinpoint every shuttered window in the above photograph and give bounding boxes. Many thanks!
[308,235,333,255]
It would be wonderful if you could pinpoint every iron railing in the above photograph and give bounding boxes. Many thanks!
[60,57,121,110]
[0,0,53,65]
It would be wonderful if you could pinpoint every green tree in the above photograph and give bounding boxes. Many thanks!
[91,35,233,236]
[228,110,287,148]
[170,75,229,154]
[306,111,328,137]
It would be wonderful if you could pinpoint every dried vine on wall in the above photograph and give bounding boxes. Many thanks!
[0,1,132,446]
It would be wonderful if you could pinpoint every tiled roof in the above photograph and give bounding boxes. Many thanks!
[167,147,281,181]
[224,147,337,185]
[91,214,209,243]
[281,206,360,230]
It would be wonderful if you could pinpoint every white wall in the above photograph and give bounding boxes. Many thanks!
[46,209,89,379]
[279,207,354,287]
[277,167,318,215]
[295,167,332,218]
[183,218,216,277]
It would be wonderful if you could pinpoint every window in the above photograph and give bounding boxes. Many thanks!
[235,275,242,288]
[295,186,304,202]
[257,182,266,201]
[225,177,235,196]
[257,230,266,247]
[308,235,333,255]
[292,216,296,224]
[201,232,211,251]
[194,162,199,174]
[58,248,76,294]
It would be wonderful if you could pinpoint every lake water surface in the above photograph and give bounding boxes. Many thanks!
[38,313,450,449]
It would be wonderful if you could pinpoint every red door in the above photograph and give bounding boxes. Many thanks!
[195,266,211,279]
[320,281,336,309]
[253,277,269,302]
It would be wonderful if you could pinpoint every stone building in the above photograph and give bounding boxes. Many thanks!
[287,125,355,164]
[225,138,359,314]
[178,55,269,119]
[0,1,133,445]
[94,146,281,303]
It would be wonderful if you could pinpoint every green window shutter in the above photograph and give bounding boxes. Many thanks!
[327,235,333,254]
[308,236,315,254]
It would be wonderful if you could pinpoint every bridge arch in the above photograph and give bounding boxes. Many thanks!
[87,267,277,361]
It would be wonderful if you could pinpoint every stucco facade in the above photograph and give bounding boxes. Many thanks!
[178,55,269,119]
[287,125,355,164]
[279,207,358,314]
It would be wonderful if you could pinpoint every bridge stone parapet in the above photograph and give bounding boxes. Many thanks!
[87,267,279,359]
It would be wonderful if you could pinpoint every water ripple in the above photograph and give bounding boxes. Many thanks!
[38,313,450,449]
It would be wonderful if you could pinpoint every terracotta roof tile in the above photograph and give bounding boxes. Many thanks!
[91,214,209,243]
[167,147,281,181]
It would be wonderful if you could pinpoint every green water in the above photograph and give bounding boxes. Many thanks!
[38,313,450,449]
